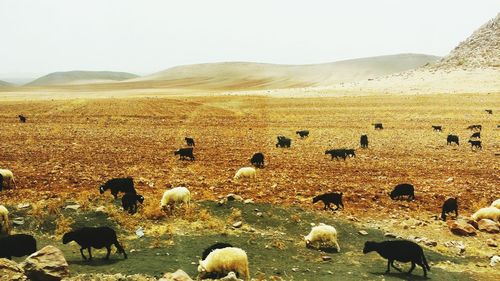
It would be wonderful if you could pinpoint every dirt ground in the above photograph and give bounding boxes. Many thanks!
[0,93,499,280]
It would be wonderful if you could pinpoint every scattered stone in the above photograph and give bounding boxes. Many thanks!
[159,269,193,281]
[0,258,26,281]
[291,268,299,272]
[16,204,30,209]
[347,216,360,222]
[358,230,368,236]
[232,221,243,228]
[425,240,438,247]
[135,227,145,238]
[217,199,227,206]
[243,199,254,204]
[448,220,477,236]
[490,255,500,267]
[478,219,500,233]
[384,232,397,238]
[12,217,25,226]
[256,212,263,217]
[64,204,80,211]
[227,194,243,201]
[21,245,70,281]
[486,239,498,247]
[322,256,332,261]
[95,206,106,213]
[445,177,454,183]
[219,272,243,281]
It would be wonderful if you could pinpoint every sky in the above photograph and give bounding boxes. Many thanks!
[0,0,498,82]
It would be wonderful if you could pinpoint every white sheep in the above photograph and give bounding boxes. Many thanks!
[491,199,500,209]
[198,247,250,280]
[0,205,9,234]
[0,169,16,189]
[160,186,191,212]
[471,206,500,222]
[304,223,340,252]
[233,167,256,181]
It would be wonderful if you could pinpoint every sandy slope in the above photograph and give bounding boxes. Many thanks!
[26,70,139,86]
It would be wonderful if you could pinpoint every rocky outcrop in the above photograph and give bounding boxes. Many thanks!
[478,219,500,234]
[448,219,477,236]
[21,245,69,281]
[0,258,26,281]
[159,269,193,281]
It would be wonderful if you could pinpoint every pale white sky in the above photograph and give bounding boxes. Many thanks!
[0,0,498,82]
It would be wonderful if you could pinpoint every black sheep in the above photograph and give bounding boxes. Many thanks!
[250,152,265,168]
[467,124,482,131]
[276,136,291,148]
[373,123,383,130]
[122,192,144,214]
[470,132,480,139]
[325,149,347,160]
[432,125,442,132]
[313,192,344,211]
[201,242,233,259]
[447,134,459,145]
[363,240,430,277]
[174,147,195,160]
[441,198,458,221]
[0,234,37,259]
[468,140,482,150]
[296,130,309,138]
[389,184,415,201]
[485,109,493,114]
[99,177,135,199]
[18,115,27,123]
[62,227,127,260]
[185,137,195,146]
[344,149,356,157]
[360,134,369,148]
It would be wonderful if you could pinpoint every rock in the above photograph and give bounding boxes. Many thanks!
[219,272,243,281]
[217,199,226,206]
[16,204,30,209]
[256,212,263,217]
[135,227,145,238]
[486,239,498,247]
[243,199,254,204]
[425,240,438,247]
[232,221,243,228]
[465,219,479,229]
[491,255,500,267]
[227,194,243,201]
[21,245,69,281]
[347,216,360,222]
[358,230,368,236]
[384,232,397,238]
[95,206,106,213]
[322,255,332,261]
[64,204,80,211]
[478,219,500,233]
[448,220,477,236]
[0,258,27,281]
[160,269,193,281]
[445,177,454,183]
[12,217,25,226]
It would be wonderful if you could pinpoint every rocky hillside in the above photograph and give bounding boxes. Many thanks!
[26,71,139,86]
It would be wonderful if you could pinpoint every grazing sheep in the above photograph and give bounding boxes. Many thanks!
[62,227,127,260]
[202,242,234,259]
[185,137,195,146]
[174,147,195,160]
[471,207,500,222]
[250,152,265,168]
[0,205,9,234]
[441,198,458,221]
[467,124,482,131]
[121,192,144,214]
[198,247,250,280]
[491,199,500,209]
[485,109,493,114]
[373,123,383,130]
[325,149,347,160]
[360,134,369,148]
[99,177,135,199]
[389,183,415,201]
[447,134,459,145]
[304,224,340,252]
[468,140,482,150]
[276,136,291,148]
[0,169,16,189]
[0,234,37,259]
[471,132,480,139]
[296,130,309,138]
[313,192,344,211]
[432,125,442,132]
[234,167,256,180]
[344,149,356,157]
[363,240,430,277]
[18,115,27,123]
[160,186,191,212]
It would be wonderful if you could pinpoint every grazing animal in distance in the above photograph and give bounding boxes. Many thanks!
[62,227,127,260]
[0,234,37,259]
[0,169,16,189]
[174,147,195,160]
[363,240,430,277]
[447,134,459,145]
[121,192,144,214]
[0,205,9,234]
[276,136,291,148]
[198,247,250,280]
[441,198,458,221]
[18,115,27,123]
[99,177,135,199]
[470,132,480,139]
[344,149,356,157]
[313,192,344,211]
[296,130,309,138]
[389,184,415,201]
[471,207,500,222]
[234,167,256,180]
[201,242,234,260]
[373,123,383,130]
[485,109,493,114]
[185,137,195,146]
[304,224,340,252]
[160,186,191,213]
[325,149,347,160]
[467,124,482,131]
[360,134,369,148]
[468,140,482,150]
[432,125,442,132]
[250,152,265,168]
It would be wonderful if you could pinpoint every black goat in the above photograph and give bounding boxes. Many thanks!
[432,125,442,132]
[18,115,27,123]
[250,152,265,168]
[185,137,195,146]
[467,124,482,131]
[363,240,430,277]
[201,242,233,260]
[485,109,493,114]
[122,192,144,214]
[296,130,309,138]
[360,134,369,148]
[174,147,195,160]
[389,183,415,201]
[471,132,480,139]
[0,234,37,259]
[441,198,458,221]
[325,149,347,160]
[99,177,135,199]
[344,149,356,157]
[447,134,459,145]
[373,123,383,130]
[63,227,127,260]
[276,136,291,148]
[313,192,344,211]
[468,140,482,150]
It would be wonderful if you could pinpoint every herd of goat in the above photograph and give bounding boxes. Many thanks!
[0,110,498,279]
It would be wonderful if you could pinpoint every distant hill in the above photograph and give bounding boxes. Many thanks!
[133,54,439,90]
[26,71,139,86]
[0,80,12,87]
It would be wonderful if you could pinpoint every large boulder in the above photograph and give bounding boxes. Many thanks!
[0,258,27,281]
[21,245,69,281]
[478,219,500,233]
[159,269,193,281]
[447,220,477,236]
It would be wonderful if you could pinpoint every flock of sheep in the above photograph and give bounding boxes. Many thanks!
[0,112,498,280]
